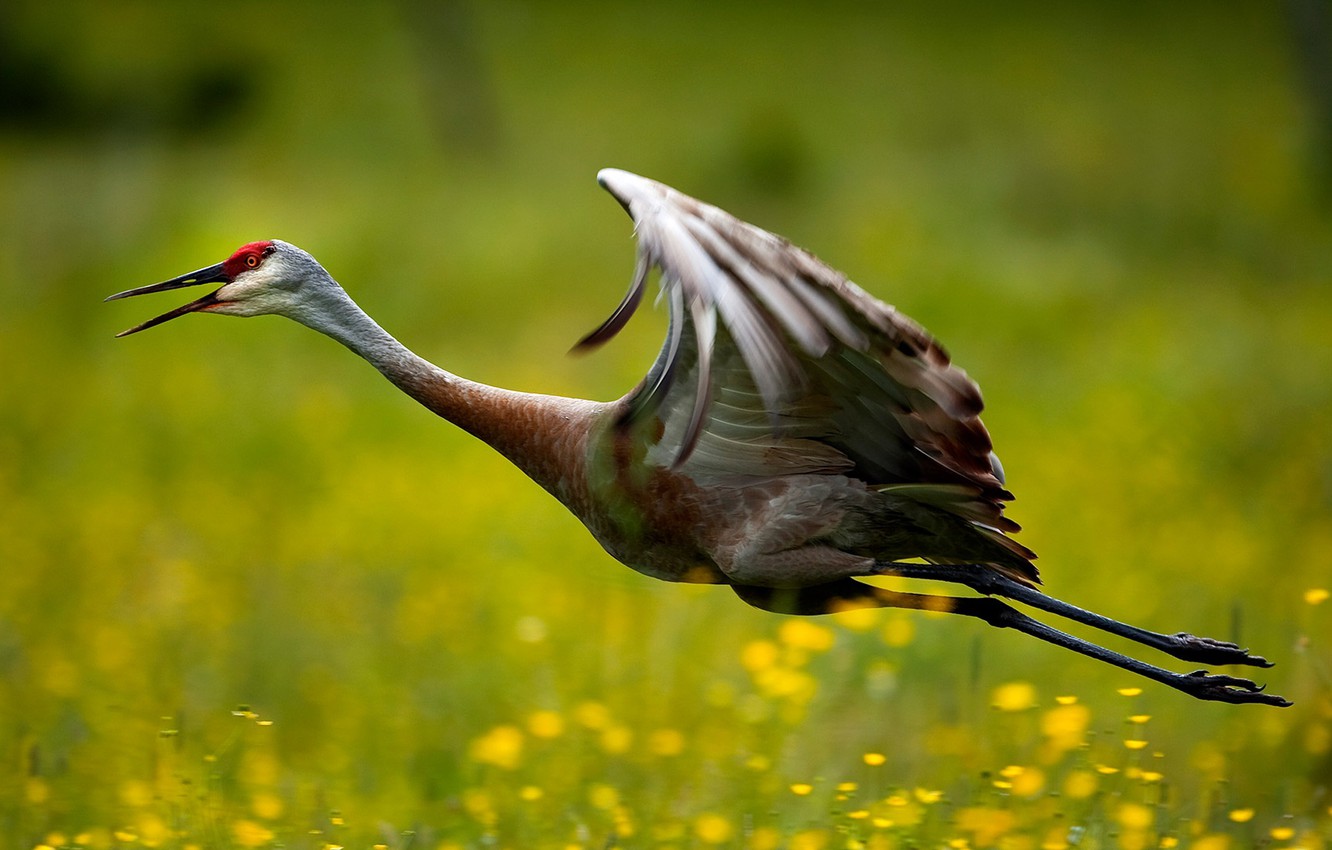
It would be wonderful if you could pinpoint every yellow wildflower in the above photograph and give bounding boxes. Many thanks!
[613,805,635,838]
[527,710,564,739]
[1063,770,1098,799]
[991,681,1037,711]
[957,806,1015,845]
[881,615,915,647]
[1228,808,1254,823]
[1117,802,1153,830]
[749,826,783,850]
[863,752,887,766]
[694,813,733,844]
[1305,588,1329,605]
[233,820,275,848]
[1042,703,1091,752]
[252,792,283,820]
[745,754,771,771]
[137,814,169,847]
[789,829,829,850]
[741,640,780,671]
[600,725,632,754]
[468,725,524,769]
[1011,767,1045,796]
[73,831,107,849]
[831,603,879,631]
[790,783,814,796]
[755,666,818,701]
[779,619,836,651]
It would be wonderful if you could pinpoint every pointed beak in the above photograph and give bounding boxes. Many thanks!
[105,262,231,337]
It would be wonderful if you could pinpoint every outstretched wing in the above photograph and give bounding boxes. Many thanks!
[580,168,1025,551]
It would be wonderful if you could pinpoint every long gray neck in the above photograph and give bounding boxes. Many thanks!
[283,284,603,512]
[288,285,446,397]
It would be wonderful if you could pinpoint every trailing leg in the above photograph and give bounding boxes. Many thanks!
[873,561,1273,668]
[732,579,1290,706]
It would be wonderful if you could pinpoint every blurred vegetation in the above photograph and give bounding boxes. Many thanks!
[2,1,1331,848]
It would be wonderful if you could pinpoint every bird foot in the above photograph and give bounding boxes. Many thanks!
[1174,670,1291,707]
[1166,633,1274,668]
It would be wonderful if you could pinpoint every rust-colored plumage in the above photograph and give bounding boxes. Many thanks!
[106,170,1288,706]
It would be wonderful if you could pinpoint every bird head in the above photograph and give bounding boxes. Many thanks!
[106,240,336,337]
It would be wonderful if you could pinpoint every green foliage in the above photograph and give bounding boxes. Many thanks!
[2,2,1330,847]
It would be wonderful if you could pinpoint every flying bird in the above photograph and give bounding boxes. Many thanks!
[107,169,1288,706]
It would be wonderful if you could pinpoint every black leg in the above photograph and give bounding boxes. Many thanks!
[733,579,1290,707]
[873,562,1273,668]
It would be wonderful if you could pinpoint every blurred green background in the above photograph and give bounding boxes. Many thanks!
[2,1,1331,847]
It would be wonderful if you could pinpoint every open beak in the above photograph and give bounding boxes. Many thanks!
[105,262,231,337]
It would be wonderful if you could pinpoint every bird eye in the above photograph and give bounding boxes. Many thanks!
[245,254,259,268]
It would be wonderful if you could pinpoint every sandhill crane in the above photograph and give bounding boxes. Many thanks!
[107,169,1288,706]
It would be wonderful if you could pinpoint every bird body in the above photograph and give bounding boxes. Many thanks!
[107,170,1288,705]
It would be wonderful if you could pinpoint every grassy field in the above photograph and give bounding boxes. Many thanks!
[2,2,1331,847]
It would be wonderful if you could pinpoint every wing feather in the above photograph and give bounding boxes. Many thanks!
[680,296,717,465]
[574,253,650,350]
[589,169,1025,557]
